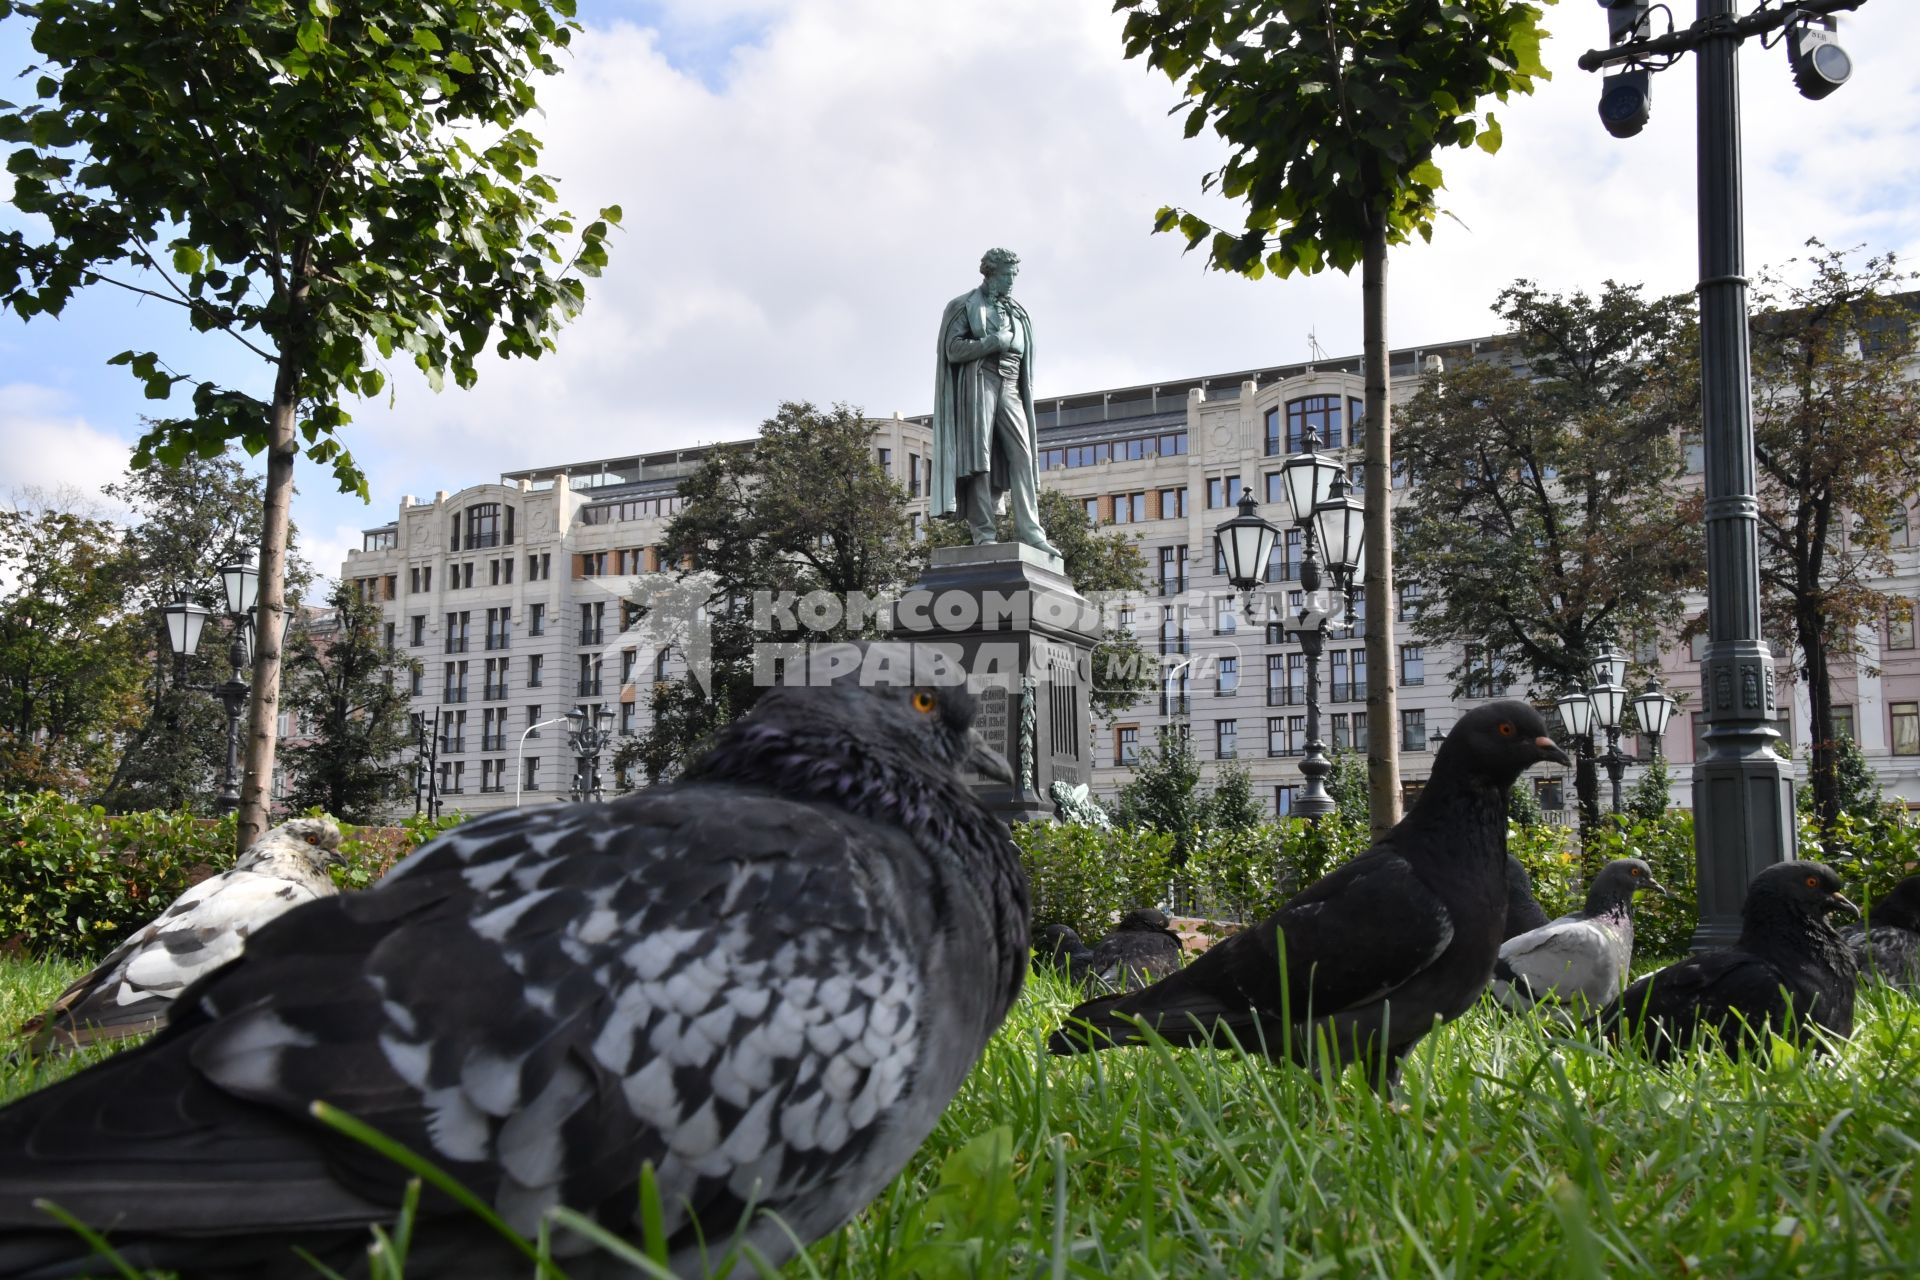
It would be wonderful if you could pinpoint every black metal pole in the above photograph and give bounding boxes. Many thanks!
[1690,0,1796,951]
[1603,728,1627,814]
[215,626,250,815]
[1295,530,1334,821]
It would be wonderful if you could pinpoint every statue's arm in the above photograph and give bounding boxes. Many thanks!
[944,300,1003,363]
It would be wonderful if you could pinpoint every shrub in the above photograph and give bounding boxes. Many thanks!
[1012,822,1174,941]
[1582,810,1698,962]
[1181,819,1369,924]
[1798,806,1920,919]
[1507,821,1582,921]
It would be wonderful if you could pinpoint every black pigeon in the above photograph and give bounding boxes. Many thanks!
[1492,858,1666,1014]
[1843,873,1920,993]
[1033,924,1100,986]
[1602,860,1857,1064]
[1088,908,1184,991]
[1048,700,1569,1089]
[1503,856,1552,940]
[0,660,1028,1279]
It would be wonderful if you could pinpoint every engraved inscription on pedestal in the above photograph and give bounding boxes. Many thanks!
[974,683,1010,762]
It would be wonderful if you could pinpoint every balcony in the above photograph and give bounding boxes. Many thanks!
[1161,695,1190,717]
[479,783,505,793]
[1330,680,1368,703]
[578,627,604,646]
[440,784,465,795]
[483,684,510,701]
[485,634,511,650]
[443,689,469,704]
[439,737,466,753]
[465,532,503,549]
[1267,687,1305,707]
[444,638,469,654]
[1158,577,1187,597]
[577,679,603,696]
[480,734,506,751]
[1216,747,1238,761]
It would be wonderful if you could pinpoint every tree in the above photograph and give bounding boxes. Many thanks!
[97,453,272,812]
[279,582,419,822]
[1325,749,1370,832]
[1203,759,1264,832]
[1747,242,1920,834]
[1112,0,1551,837]
[1623,754,1675,827]
[1396,281,1704,830]
[924,487,1157,723]
[0,495,145,795]
[0,0,619,853]
[1114,725,1207,860]
[624,403,916,784]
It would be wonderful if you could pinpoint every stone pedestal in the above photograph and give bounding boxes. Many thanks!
[892,544,1101,826]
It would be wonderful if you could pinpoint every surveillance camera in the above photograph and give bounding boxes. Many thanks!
[1788,19,1851,101]
[1599,0,1650,46]
[1598,68,1652,139]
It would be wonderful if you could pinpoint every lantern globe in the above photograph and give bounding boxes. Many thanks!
[162,599,213,657]
[1557,691,1596,740]
[1214,491,1279,594]
[217,557,260,618]
[1634,680,1676,739]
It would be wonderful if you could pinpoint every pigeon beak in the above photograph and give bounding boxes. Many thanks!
[1536,735,1571,767]
[1647,877,1672,897]
[1831,892,1861,919]
[968,730,1015,784]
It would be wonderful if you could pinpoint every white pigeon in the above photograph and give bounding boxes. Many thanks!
[1491,857,1666,1015]
[20,816,345,1054]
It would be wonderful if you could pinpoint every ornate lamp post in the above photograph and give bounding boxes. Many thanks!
[567,704,616,802]
[1587,644,1633,815]
[159,554,263,814]
[1215,490,1280,619]
[1557,646,1680,818]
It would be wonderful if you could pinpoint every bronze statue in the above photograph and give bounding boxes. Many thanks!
[931,248,1058,555]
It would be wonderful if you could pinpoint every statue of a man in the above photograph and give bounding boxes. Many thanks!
[931,248,1058,556]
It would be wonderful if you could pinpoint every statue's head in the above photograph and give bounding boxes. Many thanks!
[979,247,1020,297]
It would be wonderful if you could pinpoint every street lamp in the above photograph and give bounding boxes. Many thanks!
[1578,0,1868,948]
[568,704,617,802]
[1215,490,1279,618]
[158,553,262,814]
[515,714,574,807]
[1557,647,1679,817]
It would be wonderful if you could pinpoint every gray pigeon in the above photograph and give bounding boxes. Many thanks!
[1602,860,1857,1064]
[1844,873,1920,992]
[1033,923,1100,987]
[1491,858,1665,1014]
[0,664,1027,1279]
[1050,700,1569,1090]
[1089,908,1184,990]
[1503,855,1552,940]
[18,816,345,1055]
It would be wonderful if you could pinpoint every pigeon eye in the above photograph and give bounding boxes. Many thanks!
[1631,867,1641,876]
[1806,875,1820,889]
[305,835,318,845]
[912,691,937,714]
[1497,722,1516,736]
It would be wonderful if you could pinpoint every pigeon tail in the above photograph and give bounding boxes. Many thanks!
[1047,975,1270,1057]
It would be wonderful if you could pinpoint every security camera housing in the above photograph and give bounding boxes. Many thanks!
[1789,21,1851,101]
[1599,68,1652,139]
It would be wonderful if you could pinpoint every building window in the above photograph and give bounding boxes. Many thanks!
[1264,407,1282,457]
[1216,598,1237,635]
[1275,784,1299,816]
[1286,395,1343,451]
[1206,475,1242,509]
[908,452,922,497]
[1890,599,1915,650]
[526,705,543,737]
[621,701,637,736]
[1464,644,1509,698]
[1116,724,1140,765]
[444,611,469,653]
[1397,583,1423,622]
[1401,708,1427,751]
[522,756,540,792]
[410,565,432,593]
[1084,497,1100,522]
[1400,645,1425,686]
[528,602,546,636]
[876,447,892,473]
[527,653,544,688]
[1331,712,1351,751]
[1217,655,1239,695]
[1264,471,1285,505]
[1159,546,1186,596]
[409,667,423,697]
[409,615,426,646]
[1215,719,1238,759]
[1267,716,1291,757]
[1160,431,1189,456]
[528,552,550,581]
[1113,492,1147,524]
[1831,705,1855,743]
[1894,703,1920,756]
[1158,487,1188,519]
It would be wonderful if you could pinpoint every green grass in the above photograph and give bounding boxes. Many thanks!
[6,958,1919,1277]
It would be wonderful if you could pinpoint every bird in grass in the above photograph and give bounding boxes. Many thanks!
[1033,923,1100,987]
[1503,856,1552,940]
[0,659,1028,1279]
[1601,860,1857,1064]
[17,816,345,1056]
[1088,908,1184,991]
[1492,858,1666,1015]
[1048,700,1569,1090]
[1843,873,1920,993]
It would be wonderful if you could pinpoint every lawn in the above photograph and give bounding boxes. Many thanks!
[4,957,1919,1278]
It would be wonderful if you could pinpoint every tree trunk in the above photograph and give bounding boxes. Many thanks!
[236,366,299,855]
[1361,216,1401,838]
[1574,749,1602,872]
[1799,601,1836,834]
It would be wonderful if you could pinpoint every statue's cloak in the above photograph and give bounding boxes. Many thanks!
[930,288,1037,520]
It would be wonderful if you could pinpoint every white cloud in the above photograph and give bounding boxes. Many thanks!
[0,384,133,514]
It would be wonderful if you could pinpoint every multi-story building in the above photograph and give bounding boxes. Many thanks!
[343,337,1920,819]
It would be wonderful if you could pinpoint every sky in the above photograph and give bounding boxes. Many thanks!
[3,0,1918,589]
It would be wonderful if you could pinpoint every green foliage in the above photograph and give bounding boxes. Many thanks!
[1114,0,1551,279]
[0,0,618,498]
[1203,760,1265,832]
[0,501,146,797]
[1623,754,1677,826]
[1508,775,1547,827]
[1011,821,1174,941]
[1798,806,1920,921]
[1583,811,1700,963]
[1113,726,1207,859]
[279,582,421,822]
[1325,749,1370,831]
[1506,820,1583,921]
[1182,820,1368,925]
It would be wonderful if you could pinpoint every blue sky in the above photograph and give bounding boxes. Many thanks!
[4,1,1918,587]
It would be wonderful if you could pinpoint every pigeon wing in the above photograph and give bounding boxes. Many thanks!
[0,786,930,1270]
[1494,917,1624,1009]
[1604,950,1785,1059]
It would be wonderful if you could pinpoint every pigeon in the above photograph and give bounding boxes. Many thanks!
[1048,700,1569,1090]
[1843,873,1920,993]
[1088,908,1184,991]
[1491,858,1666,1014]
[1503,856,1552,940]
[1033,923,1100,987]
[1601,860,1858,1064]
[0,661,1028,1280]
[18,816,345,1056]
